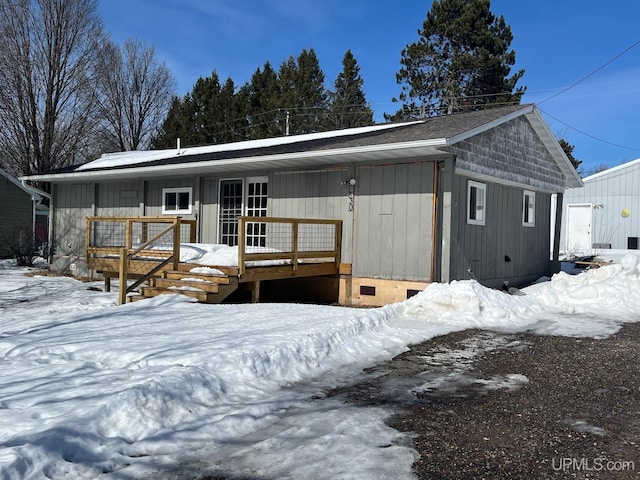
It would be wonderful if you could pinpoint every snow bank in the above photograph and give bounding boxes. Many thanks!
[1,255,640,478]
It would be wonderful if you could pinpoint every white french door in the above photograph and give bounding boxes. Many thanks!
[218,177,268,246]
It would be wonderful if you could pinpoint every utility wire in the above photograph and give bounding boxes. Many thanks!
[539,107,640,152]
[538,40,640,105]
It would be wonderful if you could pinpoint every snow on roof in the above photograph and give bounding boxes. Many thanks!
[77,121,422,171]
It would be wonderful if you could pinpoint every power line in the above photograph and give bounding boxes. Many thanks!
[538,40,640,105]
[538,107,640,152]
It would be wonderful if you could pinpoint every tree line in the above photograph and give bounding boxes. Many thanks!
[0,0,582,180]
[152,48,374,149]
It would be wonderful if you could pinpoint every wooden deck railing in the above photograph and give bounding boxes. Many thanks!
[85,216,196,304]
[237,216,342,276]
[85,216,342,304]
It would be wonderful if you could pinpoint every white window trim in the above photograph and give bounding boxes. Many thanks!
[522,190,535,227]
[467,180,486,226]
[162,187,193,215]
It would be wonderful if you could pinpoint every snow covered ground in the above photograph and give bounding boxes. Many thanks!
[1,253,640,479]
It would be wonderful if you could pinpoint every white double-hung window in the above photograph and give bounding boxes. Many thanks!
[467,180,486,225]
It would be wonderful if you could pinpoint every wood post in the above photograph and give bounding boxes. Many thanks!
[334,221,342,268]
[125,219,133,251]
[172,218,180,271]
[250,280,260,303]
[238,217,246,275]
[85,217,91,262]
[292,220,299,271]
[118,247,128,305]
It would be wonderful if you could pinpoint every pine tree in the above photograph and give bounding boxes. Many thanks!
[327,50,374,129]
[243,62,282,139]
[558,138,582,172]
[278,49,328,135]
[152,96,189,149]
[152,71,248,148]
[390,0,525,119]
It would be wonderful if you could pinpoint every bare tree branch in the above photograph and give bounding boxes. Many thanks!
[95,39,176,151]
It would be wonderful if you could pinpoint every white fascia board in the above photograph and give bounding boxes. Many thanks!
[446,104,534,145]
[22,138,449,183]
[526,107,583,188]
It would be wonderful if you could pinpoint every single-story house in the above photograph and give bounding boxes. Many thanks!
[22,104,582,306]
[0,168,49,258]
[560,157,640,255]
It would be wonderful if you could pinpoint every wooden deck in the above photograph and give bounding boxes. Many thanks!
[86,216,342,304]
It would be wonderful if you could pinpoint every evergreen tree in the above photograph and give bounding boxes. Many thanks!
[327,50,374,129]
[390,0,525,119]
[152,96,189,149]
[243,62,282,139]
[558,138,582,172]
[278,49,328,135]
[152,71,247,148]
[154,48,341,146]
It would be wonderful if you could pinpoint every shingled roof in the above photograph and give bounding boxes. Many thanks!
[22,104,580,188]
[87,103,530,170]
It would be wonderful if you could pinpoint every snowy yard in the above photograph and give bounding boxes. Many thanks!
[1,252,640,479]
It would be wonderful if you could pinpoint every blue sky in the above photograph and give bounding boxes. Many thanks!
[98,0,640,174]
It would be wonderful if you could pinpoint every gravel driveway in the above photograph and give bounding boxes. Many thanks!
[329,322,640,479]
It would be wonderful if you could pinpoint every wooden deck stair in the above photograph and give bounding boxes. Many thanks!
[128,266,239,304]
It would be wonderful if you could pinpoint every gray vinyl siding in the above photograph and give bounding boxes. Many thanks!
[145,178,197,218]
[561,162,640,250]
[0,176,33,257]
[353,162,435,281]
[449,175,553,287]
[52,183,94,258]
[269,168,353,262]
[95,181,142,217]
[199,177,219,244]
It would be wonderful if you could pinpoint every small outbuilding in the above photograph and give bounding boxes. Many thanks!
[23,104,582,306]
[561,158,640,255]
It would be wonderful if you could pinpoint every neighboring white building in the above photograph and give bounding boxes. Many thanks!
[561,158,640,255]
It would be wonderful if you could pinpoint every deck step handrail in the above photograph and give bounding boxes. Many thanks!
[85,216,196,304]
[117,218,182,305]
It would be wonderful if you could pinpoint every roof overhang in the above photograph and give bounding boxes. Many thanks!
[524,107,583,189]
[22,139,449,183]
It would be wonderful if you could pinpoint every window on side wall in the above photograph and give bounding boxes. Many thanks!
[522,190,535,227]
[162,187,192,215]
[467,180,486,225]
